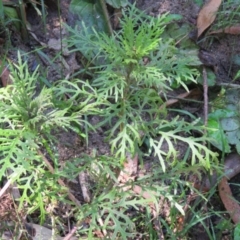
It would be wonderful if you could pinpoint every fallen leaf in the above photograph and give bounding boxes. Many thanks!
[160,88,202,110]
[197,0,222,37]
[218,177,240,224]
[117,154,138,184]
[209,25,240,35]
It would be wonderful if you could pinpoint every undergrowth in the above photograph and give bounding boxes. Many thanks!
[66,4,218,169]
[0,4,223,240]
[0,52,92,223]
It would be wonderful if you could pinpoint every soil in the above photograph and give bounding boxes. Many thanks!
[1,0,240,239]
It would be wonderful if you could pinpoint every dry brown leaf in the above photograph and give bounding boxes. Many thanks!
[210,25,240,35]
[197,0,222,37]
[159,88,202,110]
[218,177,240,224]
[117,154,138,184]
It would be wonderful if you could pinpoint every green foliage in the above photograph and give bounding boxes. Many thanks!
[69,0,129,42]
[64,155,211,239]
[151,117,218,171]
[69,0,110,34]
[234,223,240,240]
[215,0,240,29]
[105,0,128,8]
[62,155,147,238]
[66,4,217,169]
[0,4,224,238]
[0,0,4,21]
[234,69,240,80]
[0,52,93,221]
[1,53,81,133]
[207,88,240,154]
[2,6,21,31]
[60,6,224,235]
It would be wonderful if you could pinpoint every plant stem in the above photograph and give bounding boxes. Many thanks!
[100,0,113,35]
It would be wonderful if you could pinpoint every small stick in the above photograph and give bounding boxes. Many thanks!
[203,67,208,133]
[216,82,240,89]
[78,172,91,203]
[0,178,12,198]
[63,226,78,240]
[97,217,107,236]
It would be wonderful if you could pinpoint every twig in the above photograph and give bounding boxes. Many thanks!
[216,82,240,88]
[0,178,12,198]
[155,88,202,119]
[97,217,107,236]
[0,169,20,199]
[63,226,78,240]
[37,150,81,206]
[153,218,164,240]
[78,172,91,203]
[203,67,208,133]
[7,169,21,199]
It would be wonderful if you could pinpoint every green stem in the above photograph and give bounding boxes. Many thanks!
[100,0,113,35]
[57,0,64,78]
[0,1,4,22]
[41,136,56,167]
[119,68,132,132]
[18,0,28,41]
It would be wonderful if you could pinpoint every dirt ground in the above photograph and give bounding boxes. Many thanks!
[1,0,240,239]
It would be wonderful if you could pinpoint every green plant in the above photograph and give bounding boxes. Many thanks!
[66,4,218,169]
[0,52,95,222]
[63,154,214,239]
[61,6,225,236]
[60,7,223,237]
[234,223,240,240]
[69,0,129,41]
[0,5,224,239]
[207,88,240,154]
[214,0,240,30]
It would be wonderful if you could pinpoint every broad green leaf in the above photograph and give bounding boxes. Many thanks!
[197,68,216,86]
[4,6,21,31]
[208,89,240,152]
[234,223,240,240]
[105,0,128,8]
[221,118,239,131]
[161,21,198,51]
[69,0,109,33]
[194,0,204,6]
[207,118,231,153]
[208,109,235,120]
[232,54,240,66]
[226,89,240,105]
